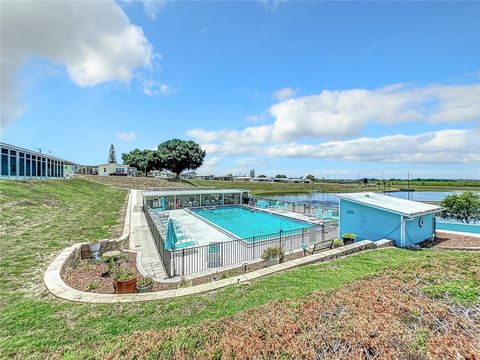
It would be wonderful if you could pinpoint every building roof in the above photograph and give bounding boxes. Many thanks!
[143,189,247,197]
[335,192,443,217]
[96,163,130,167]
[0,142,76,164]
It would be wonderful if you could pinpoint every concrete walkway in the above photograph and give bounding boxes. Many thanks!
[129,190,167,279]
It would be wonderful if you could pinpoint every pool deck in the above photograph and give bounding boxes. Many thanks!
[168,209,234,245]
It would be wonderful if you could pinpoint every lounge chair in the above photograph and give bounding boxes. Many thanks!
[301,239,335,255]
[188,201,193,207]
[205,200,211,206]
[219,199,224,205]
[211,199,216,206]
[182,201,187,208]
[193,201,198,207]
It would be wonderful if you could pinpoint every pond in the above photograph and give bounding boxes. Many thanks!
[268,191,459,207]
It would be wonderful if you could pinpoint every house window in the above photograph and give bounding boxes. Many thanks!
[104,168,106,172]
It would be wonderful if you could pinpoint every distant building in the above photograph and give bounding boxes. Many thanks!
[180,171,197,179]
[148,169,175,178]
[0,142,76,180]
[234,176,252,182]
[97,163,131,176]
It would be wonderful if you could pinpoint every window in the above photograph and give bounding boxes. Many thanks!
[1,148,8,176]
[41,159,45,177]
[32,156,36,176]
[19,157,25,176]
[104,168,106,172]
[10,150,16,176]
[347,210,354,215]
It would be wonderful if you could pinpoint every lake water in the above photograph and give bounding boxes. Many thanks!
[268,191,459,207]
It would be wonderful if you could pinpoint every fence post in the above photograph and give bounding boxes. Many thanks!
[181,249,185,276]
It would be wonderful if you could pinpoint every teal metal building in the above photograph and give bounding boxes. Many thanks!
[336,192,443,247]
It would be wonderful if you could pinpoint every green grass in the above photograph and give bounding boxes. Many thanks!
[189,179,480,196]
[0,179,478,358]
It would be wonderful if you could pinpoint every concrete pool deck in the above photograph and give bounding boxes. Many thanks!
[168,209,233,245]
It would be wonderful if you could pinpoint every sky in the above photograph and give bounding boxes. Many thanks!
[1,0,479,179]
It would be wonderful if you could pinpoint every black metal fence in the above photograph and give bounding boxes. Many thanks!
[144,206,173,276]
[252,197,339,217]
[145,206,339,278]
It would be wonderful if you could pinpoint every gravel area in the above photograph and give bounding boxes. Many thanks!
[432,232,480,249]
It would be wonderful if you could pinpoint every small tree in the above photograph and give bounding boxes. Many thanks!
[157,139,206,178]
[275,174,287,178]
[440,192,480,224]
[108,144,117,164]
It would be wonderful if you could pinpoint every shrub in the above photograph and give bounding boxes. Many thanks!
[86,281,97,291]
[137,277,153,287]
[262,247,284,261]
[113,267,137,282]
[342,233,357,239]
[332,239,343,247]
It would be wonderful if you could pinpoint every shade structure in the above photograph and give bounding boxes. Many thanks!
[161,196,166,211]
[164,219,178,250]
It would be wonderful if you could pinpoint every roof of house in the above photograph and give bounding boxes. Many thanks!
[96,163,129,167]
[335,192,443,217]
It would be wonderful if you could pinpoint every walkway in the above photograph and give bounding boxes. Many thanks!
[129,189,167,279]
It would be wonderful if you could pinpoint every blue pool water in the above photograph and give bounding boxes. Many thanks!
[192,206,312,239]
[436,221,480,234]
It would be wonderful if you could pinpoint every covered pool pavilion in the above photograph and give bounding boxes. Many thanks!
[143,189,250,210]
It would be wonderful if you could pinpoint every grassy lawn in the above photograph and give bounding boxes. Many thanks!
[0,179,478,358]
[189,179,480,196]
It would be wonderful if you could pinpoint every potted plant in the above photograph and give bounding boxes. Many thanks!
[342,233,356,245]
[332,239,344,248]
[113,267,137,294]
[262,247,284,267]
[136,277,153,293]
[89,239,101,261]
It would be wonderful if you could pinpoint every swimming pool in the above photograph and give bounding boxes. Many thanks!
[436,221,480,234]
[192,206,312,239]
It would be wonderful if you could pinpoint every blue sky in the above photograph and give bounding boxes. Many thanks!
[1,0,479,179]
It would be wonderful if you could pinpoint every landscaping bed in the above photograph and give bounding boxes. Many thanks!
[62,247,308,293]
[75,174,189,190]
[431,232,480,249]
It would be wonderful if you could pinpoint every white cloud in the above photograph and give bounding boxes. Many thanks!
[189,128,480,164]
[269,83,480,140]
[187,82,479,146]
[142,78,175,96]
[141,0,167,20]
[1,0,155,129]
[272,87,297,101]
[117,132,136,141]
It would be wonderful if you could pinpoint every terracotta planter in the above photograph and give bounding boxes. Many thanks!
[115,277,137,294]
[343,237,355,245]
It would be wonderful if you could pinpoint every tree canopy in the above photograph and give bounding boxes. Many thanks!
[440,191,480,224]
[157,139,206,178]
[306,174,316,181]
[122,139,206,177]
[108,144,117,164]
[122,149,161,174]
[275,174,287,178]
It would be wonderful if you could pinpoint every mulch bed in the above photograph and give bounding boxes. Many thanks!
[63,248,310,294]
[430,232,480,249]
